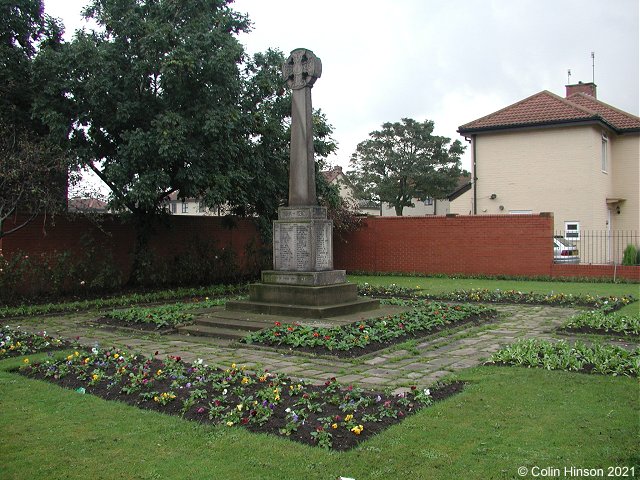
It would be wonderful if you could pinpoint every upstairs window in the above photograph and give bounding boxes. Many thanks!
[601,132,608,173]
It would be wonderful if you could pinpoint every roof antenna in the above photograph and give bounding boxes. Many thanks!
[567,68,571,84]
[591,51,595,83]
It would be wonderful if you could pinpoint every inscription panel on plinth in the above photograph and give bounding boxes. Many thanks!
[314,221,332,270]
[273,219,333,272]
[274,222,311,271]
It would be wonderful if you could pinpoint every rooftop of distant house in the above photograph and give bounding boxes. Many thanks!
[321,166,346,184]
[68,197,109,212]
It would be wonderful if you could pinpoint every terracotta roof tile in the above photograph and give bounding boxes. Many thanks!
[458,90,639,134]
[566,93,640,131]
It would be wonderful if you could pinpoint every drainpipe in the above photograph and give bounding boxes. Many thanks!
[472,135,477,215]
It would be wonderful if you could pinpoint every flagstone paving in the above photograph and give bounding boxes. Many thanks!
[6,304,637,393]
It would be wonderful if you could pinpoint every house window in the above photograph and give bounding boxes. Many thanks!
[170,203,176,214]
[424,197,433,206]
[181,201,188,213]
[198,202,206,213]
[601,132,608,173]
[564,221,580,240]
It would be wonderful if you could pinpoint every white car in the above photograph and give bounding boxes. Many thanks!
[554,237,580,263]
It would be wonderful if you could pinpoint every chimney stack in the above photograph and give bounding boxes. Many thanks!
[566,81,597,99]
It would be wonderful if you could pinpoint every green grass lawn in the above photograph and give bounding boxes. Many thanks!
[349,275,640,315]
[1,355,637,480]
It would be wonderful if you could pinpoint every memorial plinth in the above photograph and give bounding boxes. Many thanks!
[227,205,378,318]
[225,48,378,319]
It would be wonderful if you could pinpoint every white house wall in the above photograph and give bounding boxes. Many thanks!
[611,134,640,232]
[473,125,618,233]
[449,189,473,215]
[380,198,450,216]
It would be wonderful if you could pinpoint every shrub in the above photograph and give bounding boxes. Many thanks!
[131,238,242,288]
[621,244,638,266]
[0,244,123,303]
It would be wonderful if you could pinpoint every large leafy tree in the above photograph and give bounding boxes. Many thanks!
[348,118,465,216]
[0,0,68,238]
[35,2,340,238]
[36,0,251,221]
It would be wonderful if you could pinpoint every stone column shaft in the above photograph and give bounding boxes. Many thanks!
[289,87,316,206]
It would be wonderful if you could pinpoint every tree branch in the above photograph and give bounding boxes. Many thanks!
[87,161,137,213]
[0,211,38,239]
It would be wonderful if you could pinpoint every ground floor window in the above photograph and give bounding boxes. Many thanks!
[564,221,580,240]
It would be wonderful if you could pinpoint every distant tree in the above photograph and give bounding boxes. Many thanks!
[0,0,68,238]
[348,118,465,216]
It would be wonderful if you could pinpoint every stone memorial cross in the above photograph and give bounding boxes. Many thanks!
[223,47,378,318]
[282,48,322,206]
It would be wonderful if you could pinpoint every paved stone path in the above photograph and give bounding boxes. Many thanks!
[6,304,636,393]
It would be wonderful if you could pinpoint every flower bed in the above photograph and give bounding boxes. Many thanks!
[0,284,247,319]
[242,300,496,357]
[560,310,640,338]
[19,350,462,451]
[486,339,639,377]
[358,283,418,298]
[99,298,229,331]
[426,289,635,311]
[357,284,636,311]
[1,326,76,359]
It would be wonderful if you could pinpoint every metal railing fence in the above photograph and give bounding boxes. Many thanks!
[554,230,639,265]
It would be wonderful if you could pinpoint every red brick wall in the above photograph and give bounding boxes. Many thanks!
[334,214,554,277]
[551,264,640,281]
[0,214,261,281]
[2,213,637,284]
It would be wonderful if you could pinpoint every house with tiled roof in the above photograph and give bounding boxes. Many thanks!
[456,82,639,262]
[68,197,110,213]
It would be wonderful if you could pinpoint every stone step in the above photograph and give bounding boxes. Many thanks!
[178,324,253,340]
[226,297,379,318]
[198,309,285,324]
[194,316,272,331]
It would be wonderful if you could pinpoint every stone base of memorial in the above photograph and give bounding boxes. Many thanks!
[226,207,378,318]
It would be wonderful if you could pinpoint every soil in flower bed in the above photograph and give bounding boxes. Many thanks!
[19,353,463,451]
[243,312,497,359]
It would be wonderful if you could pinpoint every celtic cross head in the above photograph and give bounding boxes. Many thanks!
[282,48,322,90]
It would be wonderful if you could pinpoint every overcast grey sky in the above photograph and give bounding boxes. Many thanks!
[45,0,639,173]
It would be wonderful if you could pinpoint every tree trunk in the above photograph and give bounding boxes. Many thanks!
[395,205,404,216]
[128,212,160,286]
